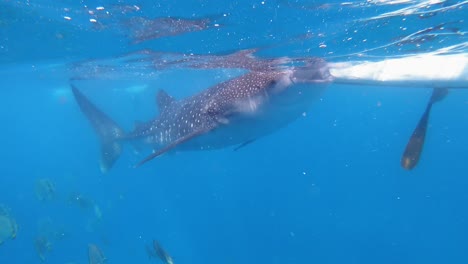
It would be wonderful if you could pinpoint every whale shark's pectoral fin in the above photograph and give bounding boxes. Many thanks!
[233,139,257,151]
[135,127,215,167]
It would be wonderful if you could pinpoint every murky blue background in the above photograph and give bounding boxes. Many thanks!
[0,0,467,263]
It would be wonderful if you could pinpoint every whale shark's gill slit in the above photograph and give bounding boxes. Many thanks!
[135,126,215,168]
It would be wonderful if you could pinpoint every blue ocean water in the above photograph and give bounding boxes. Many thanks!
[0,0,467,263]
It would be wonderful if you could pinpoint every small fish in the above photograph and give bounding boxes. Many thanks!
[68,192,95,209]
[88,244,106,264]
[34,236,52,262]
[35,178,56,201]
[401,87,448,170]
[149,240,174,264]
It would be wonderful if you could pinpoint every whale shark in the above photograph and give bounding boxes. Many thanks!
[72,58,332,172]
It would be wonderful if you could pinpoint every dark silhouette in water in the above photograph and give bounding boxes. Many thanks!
[125,16,217,44]
[34,236,52,262]
[146,240,174,264]
[88,243,106,264]
[401,87,448,170]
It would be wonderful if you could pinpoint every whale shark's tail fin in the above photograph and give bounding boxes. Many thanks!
[71,85,124,173]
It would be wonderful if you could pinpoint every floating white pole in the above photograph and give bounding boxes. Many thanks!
[329,53,468,88]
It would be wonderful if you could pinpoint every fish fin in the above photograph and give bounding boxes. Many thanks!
[135,127,214,167]
[156,89,175,113]
[233,139,257,151]
[71,85,124,173]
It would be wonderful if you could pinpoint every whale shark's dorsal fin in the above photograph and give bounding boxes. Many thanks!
[156,89,175,113]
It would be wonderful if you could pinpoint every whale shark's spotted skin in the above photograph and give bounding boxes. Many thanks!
[72,58,332,170]
[130,71,286,145]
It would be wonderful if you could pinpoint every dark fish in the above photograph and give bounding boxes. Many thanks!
[401,87,448,170]
[152,240,174,264]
